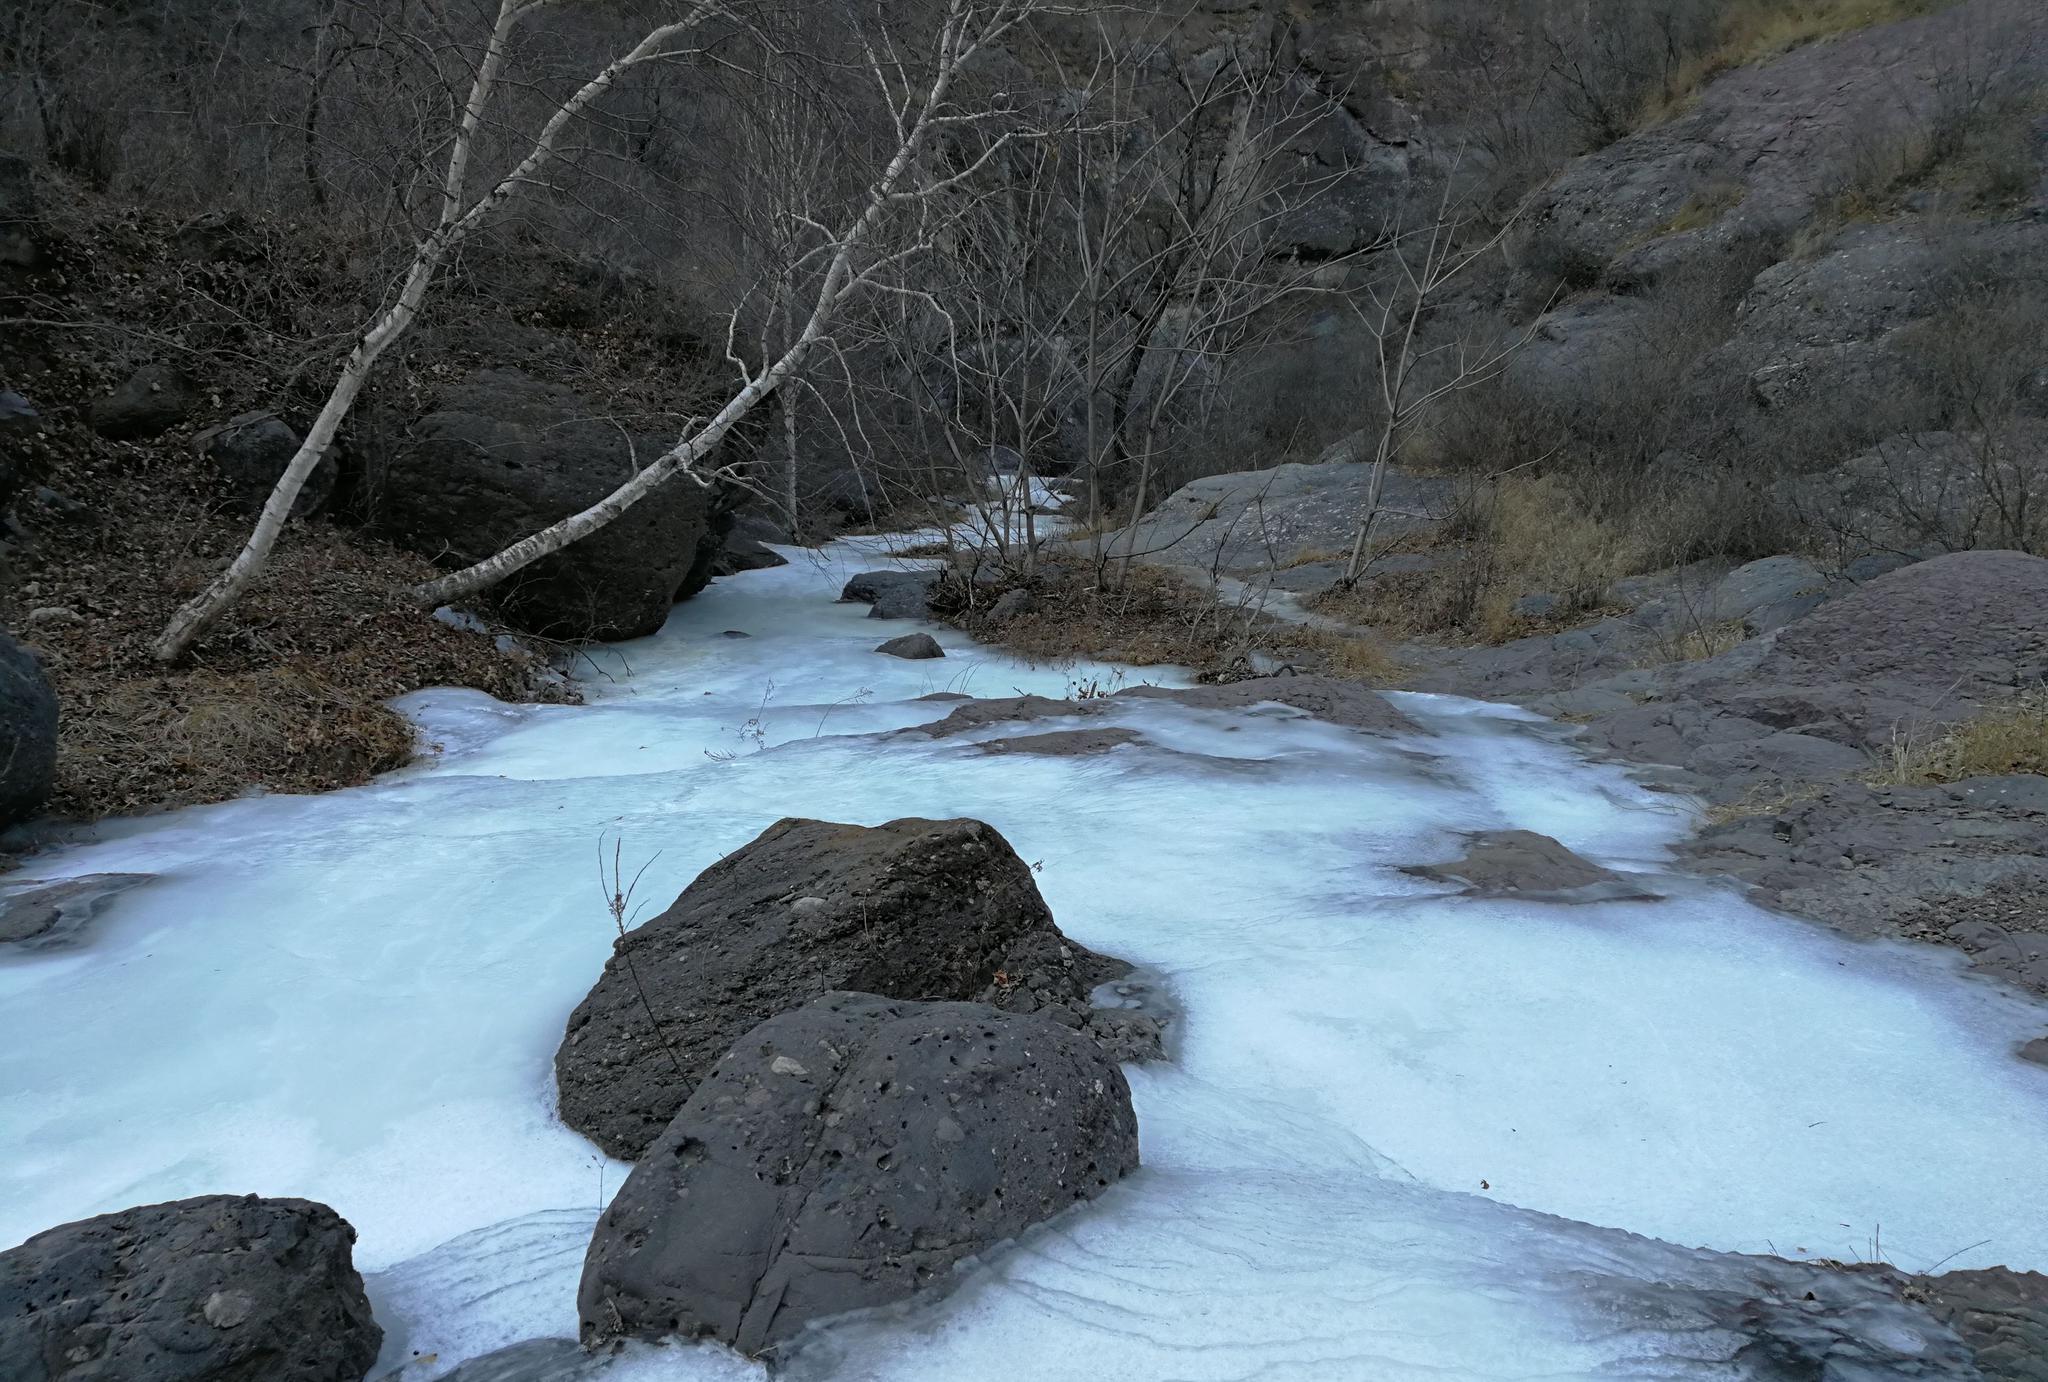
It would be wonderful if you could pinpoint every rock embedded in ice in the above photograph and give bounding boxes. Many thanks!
[875,632,944,660]
[969,726,1142,758]
[554,816,1136,1159]
[839,569,938,621]
[0,1194,381,1382]
[1118,674,1423,734]
[0,872,153,949]
[579,993,1139,1357]
[1405,829,1663,901]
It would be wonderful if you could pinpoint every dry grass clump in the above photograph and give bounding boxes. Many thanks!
[1311,477,1650,645]
[1657,181,1748,236]
[1702,779,1827,825]
[1639,0,1953,125]
[939,561,1258,670]
[1868,691,2048,786]
[1284,629,1407,683]
[3,428,569,820]
[935,557,1407,686]
[1637,618,1750,667]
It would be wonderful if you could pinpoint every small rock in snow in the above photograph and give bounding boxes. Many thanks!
[877,632,944,660]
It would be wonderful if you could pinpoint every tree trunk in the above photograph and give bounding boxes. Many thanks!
[149,3,717,662]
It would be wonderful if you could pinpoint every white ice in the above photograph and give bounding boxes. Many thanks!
[3,538,2046,1381]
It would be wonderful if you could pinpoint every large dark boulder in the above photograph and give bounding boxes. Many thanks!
[0,630,57,827]
[196,411,333,518]
[88,364,199,442]
[555,816,1130,1159]
[0,1194,382,1382]
[376,368,715,641]
[840,568,938,620]
[711,511,790,575]
[876,632,943,659]
[579,992,1139,1357]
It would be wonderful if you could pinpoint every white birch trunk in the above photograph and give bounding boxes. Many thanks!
[151,1,718,662]
[410,0,1015,610]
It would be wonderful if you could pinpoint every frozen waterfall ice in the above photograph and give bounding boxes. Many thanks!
[3,539,2046,1379]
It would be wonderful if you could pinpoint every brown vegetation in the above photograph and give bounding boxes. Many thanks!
[1870,691,2048,785]
[934,559,1403,685]
[7,440,569,820]
[0,187,578,819]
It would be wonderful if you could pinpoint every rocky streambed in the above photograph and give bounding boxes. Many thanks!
[4,538,2048,1381]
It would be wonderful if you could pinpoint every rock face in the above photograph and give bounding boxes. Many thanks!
[1686,550,2048,755]
[579,992,1139,1357]
[87,364,199,442]
[1522,0,2042,285]
[1686,775,2048,996]
[0,630,58,827]
[1901,1267,2048,1382]
[0,1194,382,1382]
[1434,550,2048,803]
[197,411,332,517]
[1096,459,1451,577]
[376,368,716,641]
[555,816,1133,1159]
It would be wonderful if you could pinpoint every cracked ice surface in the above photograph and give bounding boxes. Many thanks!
[3,539,2046,1380]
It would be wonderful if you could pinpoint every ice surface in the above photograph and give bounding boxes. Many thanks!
[4,536,2047,1381]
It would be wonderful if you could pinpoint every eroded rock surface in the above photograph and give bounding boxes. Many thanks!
[0,873,152,949]
[0,1194,381,1382]
[1687,777,2048,996]
[579,993,1139,1357]
[555,816,1139,1159]
[0,629,57,828]
[1406,830,1661,902]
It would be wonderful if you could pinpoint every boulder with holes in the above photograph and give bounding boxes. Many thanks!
[579,991,1139,1356]
[555,816,1141,1159]
[0,1194,381,1382]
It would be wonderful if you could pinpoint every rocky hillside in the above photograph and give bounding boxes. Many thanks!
[0,0,2041,825]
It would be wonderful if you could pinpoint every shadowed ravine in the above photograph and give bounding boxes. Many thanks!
[3,540,2046,1380]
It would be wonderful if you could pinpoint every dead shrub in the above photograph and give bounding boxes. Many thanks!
[1869,690,2048,784]
[934,561,1259,670]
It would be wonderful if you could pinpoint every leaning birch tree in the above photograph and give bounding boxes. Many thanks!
[152,0,728,662]
[408,0,1042,610]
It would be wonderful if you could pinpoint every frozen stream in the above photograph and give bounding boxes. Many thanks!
[4,539,2048,1379]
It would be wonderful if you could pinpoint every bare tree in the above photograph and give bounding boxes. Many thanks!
[407,0,1047,610]
[152,0,730,662]
[1341,182,1540,584]
[838,20,1358,579]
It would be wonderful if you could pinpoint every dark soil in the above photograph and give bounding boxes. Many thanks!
[0,180,598,822]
